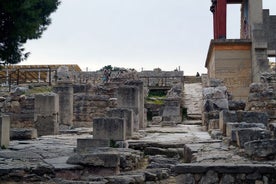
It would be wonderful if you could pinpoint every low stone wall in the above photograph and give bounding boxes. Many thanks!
[173,163,276,184]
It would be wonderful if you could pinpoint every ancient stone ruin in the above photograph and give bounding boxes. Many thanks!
[0,0,276,183]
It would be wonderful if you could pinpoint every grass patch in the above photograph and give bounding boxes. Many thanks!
[26,86,53,95]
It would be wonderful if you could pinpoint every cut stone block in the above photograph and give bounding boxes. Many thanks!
[93,118,126,141]
[0,115,10,148]
[10,128,37,140]
[237,111,269,125]
[107,108,133,139]
[117,86,140,131]
[219,110,238,135]
[236,128,271,148]
[152,116,162,125]
[76,138,110,152]
[208,119,219,130]
[35,115,59,136]
[34,93,59,121]
[244,139,276,159]
[226,122,266,142]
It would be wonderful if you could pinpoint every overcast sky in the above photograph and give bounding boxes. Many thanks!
[23,0,276,75]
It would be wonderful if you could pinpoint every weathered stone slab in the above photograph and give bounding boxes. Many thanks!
[219,110,238,135]
[244,140,276,159]
[107,108,133,139]
[208,119,219,130]
[67,152,120,167]
[162,98,181,123]
[236,128,271,148]
[173,163,276,174]
[35,115,59,136]
[0,115,10,148]
[10,128,37,140]
[76,138,110,152]
[269,123,276,138]
[117,86,140,131]
[228,100,246,111]
[237,111,269,125]
[152,116,162,125]
[34,93,59,121]
[226,122,266,140]
[93,118,126,141]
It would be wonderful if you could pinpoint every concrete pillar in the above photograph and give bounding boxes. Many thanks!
[0,115,10,148]
[93,117,126,141]
[53,82,73,127]
[124,80,145,129]
[117,85,140,131]
[248,0,263,30]
[34,93,59,136]
[107,108,134,138]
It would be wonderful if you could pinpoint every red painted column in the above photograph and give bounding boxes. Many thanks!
[216,0,227,39]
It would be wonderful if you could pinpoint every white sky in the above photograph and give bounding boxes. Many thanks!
[23,0,276,75]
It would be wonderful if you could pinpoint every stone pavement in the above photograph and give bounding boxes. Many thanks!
[1,121,275,183]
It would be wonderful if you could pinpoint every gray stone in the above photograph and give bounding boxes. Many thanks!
[219,110,238,135]
[199,170,219,184]
[67,152,120,168]
[208,119,219,130]
[117,85,140,131]
[244,140,276,159]
[268,123,276,138]
[152,116,162,125]
[144,147,179,158]
[93,117,126,141]
[176,173,195,184]
[35,115,59,136]
[226,122,266,141]
[237,111,269,125]
[76,138,110,152]
[210,129,223,140]
[220,174,235,184]
[236,128,271,148]
[208,78,224,87]
[34,93,59,121]
[0,115,10,148]
[107,108,134,139]
[228,100,246,110]
[53,83,73,127]
[162,97,181,122]
[10,128,37,140]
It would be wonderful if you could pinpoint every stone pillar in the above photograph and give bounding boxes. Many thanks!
[53,82,73,127]
[34,93,59,136]
[124,80,145,129]
[107,108,134,139]
[162,97,181,123]
[93,117,126,141]
[0,115,10,148]
[117,85,140,131]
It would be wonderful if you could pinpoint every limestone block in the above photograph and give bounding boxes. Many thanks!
[244,140,276,159]
[107,108,133,138]
[152,116,162,125]
[269,123,276,138]
[35,115,59,136]
[226,122,266,142]
[237,111,269,125]
[34,93,59,121]
[76,138,110,152]
[219,110,238,135]
[0,115,10,148]
[67,152,120,168]
[236,128,271,148]
[208,119,219,130]
[93,118,126,141]
[117,86,140,130]
[10,128,37,140]
[228,100,246,111]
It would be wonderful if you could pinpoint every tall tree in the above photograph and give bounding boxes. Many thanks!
[0,0,60,66]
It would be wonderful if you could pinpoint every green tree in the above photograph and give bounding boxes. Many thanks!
[0,0,60,66]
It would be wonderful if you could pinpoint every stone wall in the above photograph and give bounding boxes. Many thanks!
[263,9,276,52]
[173,164,276,184]
[205,40,252,101]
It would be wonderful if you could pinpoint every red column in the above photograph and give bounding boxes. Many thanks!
[216,0,227,39]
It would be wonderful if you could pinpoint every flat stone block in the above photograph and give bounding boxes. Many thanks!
[208,119,219,130]
[237,111,269,125]
[35,115,59,136]
[173,163,276,174]
[10,128,37,140]
[93,118,126,141]
[219,110,238,135]
[67,152,120,168]
[236,128,271,148]
[77,138,110,152]
[0,115,10,148]
[244,140,276,159]
[107,108,133,139]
